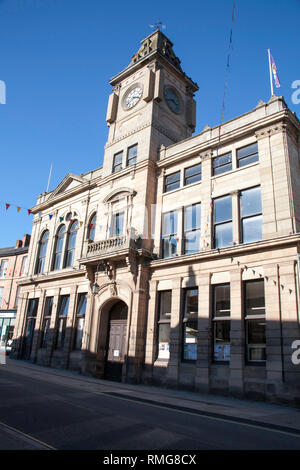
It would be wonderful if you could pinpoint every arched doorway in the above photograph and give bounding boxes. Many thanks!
[104,301,128,381]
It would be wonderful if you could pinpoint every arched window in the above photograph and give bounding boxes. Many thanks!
[52,225,66,270]
[35,230,49,274]
[64,220,78,267]
[88,213,97,241]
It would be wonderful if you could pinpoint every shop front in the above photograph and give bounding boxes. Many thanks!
[0,310,16,354]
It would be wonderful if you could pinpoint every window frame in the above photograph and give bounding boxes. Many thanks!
[88,213,97,241]
[212,283,231,363]
[64,220,79,268]
[164,171,181,193]
[54,295,70,350]
[40,296,53,349]
[184,203,201,255]
[157,290,172,360]
[73,293,87,351]
[35,230,49,274]
[52,225,66,271]
[237,142,259,168]
[112,151,123,173]
[212,152,232,176]
[0,260,8,279]
[184,163,202,186]
[213,195,233,249]
[181,287,198,362]
[244,279,266,364]
[161,210,178,258]
[126,144,138,167]
[240,186,262,244]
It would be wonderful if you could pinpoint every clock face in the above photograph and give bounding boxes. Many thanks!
[124,86,143,109]
[164,87,180,113]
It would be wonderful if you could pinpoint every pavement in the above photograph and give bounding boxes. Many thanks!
[3,357,300,436]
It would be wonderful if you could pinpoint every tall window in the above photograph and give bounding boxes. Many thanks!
[240,187,262,243]
[52,225,66,270]
[20,256,27,276]
[182,288,198,361]
[126,144,137,166]
[0,260,8,278]
[88,213,97,241]
[0,287,3,308]
[164,171,180,193]
[184,163,201,185]
[184,203,201,254]
[24,298,39,358]
[112,151,123,173]
[55,295,69,350]
[212,152,232,176]
[40,297,53,348]
[214,195,233,248]
[162,211,178,258]
[73,293,87,350]
[35,231,49,274]
[111,212,124,237]
[244,280,266,362]
[213,284,230,362]
[64,221,78,267]
[157,290,171,360]
[237,142,259,168]
[15,286,21,308]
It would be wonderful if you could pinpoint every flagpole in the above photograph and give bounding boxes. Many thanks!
[268,48,274,97]
[46,163,53,193]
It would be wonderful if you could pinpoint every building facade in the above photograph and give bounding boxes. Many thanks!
[0,234,30,353]
[11,30,300,404]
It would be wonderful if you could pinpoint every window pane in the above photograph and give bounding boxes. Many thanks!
[127,144,137,165]
[184,230,200,254]
[248,346,266,361]
[27,299,39,317]
[159,291,171,321]
[213,152,232,175]
[74,317,85,350]
[237,143,258,159]
[0,260,8,278]
[158,323,170,359]
[44,297,53,316]
[245,280,265,315]
[241,187,262,217]
[59,296,69,316]
[247,319,266,344]
[214,284,230,316]
[238,154,258,167]
[54,253,62,270]
[185,164,201,185]
[163,237,177,258]
[214,196,232,223]
[214,320,230,362]
[165,172,180,192]
[243,215,262,243]
[183,321,198,360]
[185,204,201,231]
[162,211,178,235]
[215,222,233,248]
[77,294,87,315]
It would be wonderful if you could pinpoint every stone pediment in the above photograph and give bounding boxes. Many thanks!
[48,173,88,199]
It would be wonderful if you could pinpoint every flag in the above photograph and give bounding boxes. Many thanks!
[17,206,21,213]
[27,209,32,215]
[270,52,280,88]
[5,203,10,210]
[49,214,53,220]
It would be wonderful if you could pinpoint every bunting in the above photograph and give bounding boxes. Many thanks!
[1,201,34,215]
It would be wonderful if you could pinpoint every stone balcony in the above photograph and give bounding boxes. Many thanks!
[82,234,138,264]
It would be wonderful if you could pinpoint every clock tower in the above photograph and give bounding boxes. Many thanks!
[102,29,199,177]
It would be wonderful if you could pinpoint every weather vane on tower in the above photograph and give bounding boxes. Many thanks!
[149,21,166,31]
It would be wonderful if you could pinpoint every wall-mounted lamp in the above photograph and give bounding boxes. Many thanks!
[92,282,100,295]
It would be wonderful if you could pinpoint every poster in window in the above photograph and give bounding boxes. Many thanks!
[214,344,230,361]
[158,342,170,359]
[184,343,197,361]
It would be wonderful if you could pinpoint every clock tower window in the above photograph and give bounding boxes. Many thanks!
[126,144,138,167]
[112,151,123,173]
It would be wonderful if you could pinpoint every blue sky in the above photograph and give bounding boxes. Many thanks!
[0,0,299,247]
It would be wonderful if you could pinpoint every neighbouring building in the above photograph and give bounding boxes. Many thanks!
[0,234,30,353]
[11,30,300,404]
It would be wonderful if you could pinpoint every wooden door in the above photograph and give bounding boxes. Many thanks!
[105,302,128,381]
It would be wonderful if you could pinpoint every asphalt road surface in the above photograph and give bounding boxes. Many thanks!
[0,366,300,451]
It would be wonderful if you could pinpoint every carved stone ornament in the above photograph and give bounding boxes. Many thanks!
[109,282,118,297]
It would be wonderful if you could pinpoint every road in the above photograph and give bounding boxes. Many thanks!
[0,363,300,451]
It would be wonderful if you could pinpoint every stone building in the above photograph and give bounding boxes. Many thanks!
[11,30,300,404]
[0,234,30,353]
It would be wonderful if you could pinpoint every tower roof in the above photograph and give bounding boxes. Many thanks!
[110,29,198,91]
[129,29,183,73]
